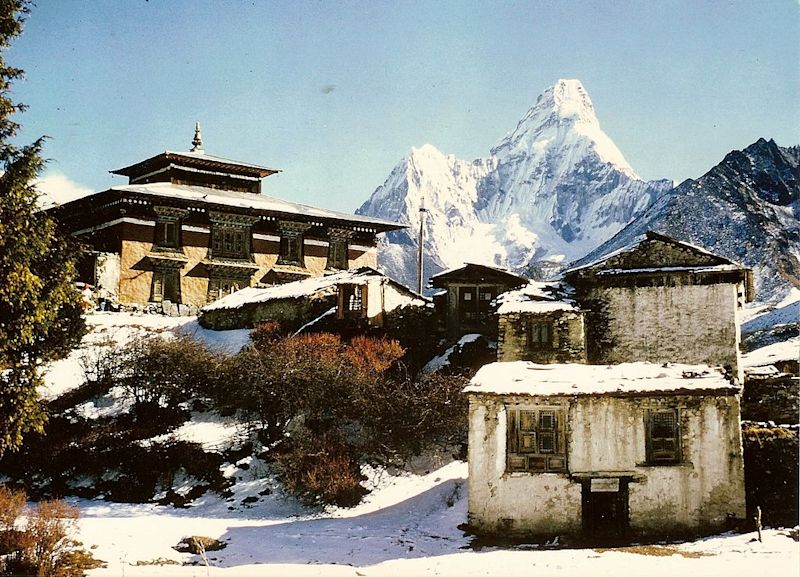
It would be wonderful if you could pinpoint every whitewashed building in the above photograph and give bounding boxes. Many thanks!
[464,361,746,542]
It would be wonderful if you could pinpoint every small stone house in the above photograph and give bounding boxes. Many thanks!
[495,281,586,364]
[50,125,403,312]
[465,361,746,542]
[429,263,527,338]
[496,233,753,380]
[199,267,427,331]
[564,232,754,381]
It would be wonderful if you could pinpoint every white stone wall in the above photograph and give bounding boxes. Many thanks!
[594,282,743,381]
[467,397,582,536]
[467,391,746,538]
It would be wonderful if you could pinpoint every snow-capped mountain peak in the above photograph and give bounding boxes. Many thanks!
[491,78,637,179]
[357,80,672,289]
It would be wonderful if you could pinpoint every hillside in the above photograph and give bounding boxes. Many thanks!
[0,310,793,574]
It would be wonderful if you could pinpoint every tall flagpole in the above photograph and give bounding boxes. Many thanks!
[417,196,426,294]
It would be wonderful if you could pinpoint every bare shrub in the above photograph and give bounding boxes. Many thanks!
[226,331,465,505]
[0,484,25,531]
[0,488,102,577]
[249,320,285,351]
[277,434,367,507]
[120,335,222,408]
[0,485,26,556]
[78,336,121,389]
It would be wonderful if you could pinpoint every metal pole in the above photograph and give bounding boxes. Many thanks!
[417,197,426,294]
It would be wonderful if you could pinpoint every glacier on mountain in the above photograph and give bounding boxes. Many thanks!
[357,79,672,289]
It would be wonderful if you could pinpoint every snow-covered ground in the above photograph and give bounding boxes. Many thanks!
[40,312,252,400]
[74,459,797,577]
[28,309,800,576]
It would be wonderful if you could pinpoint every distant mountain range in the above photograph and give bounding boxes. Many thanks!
[576,138,799,302]
[357,80,799,302]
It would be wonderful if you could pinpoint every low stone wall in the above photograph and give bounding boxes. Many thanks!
[742,423,799,527]
[199,295,336,331]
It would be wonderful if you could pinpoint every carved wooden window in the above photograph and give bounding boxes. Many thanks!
[527,321,553,349]
[212,227,248,259]
[151,269,180,303]
[280,233,303,265]
[646,408,680,464]
[339,284,367,319]
[327,239,348,270]
[507,406,566,473]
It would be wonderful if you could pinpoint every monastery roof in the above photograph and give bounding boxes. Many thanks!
[494,281,578,315]
[465,361,738,397]
[201,266,426,312]
[111,150,281,179]
[101,182,402,231]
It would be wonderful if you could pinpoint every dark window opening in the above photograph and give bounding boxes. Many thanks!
[646,408,680,464]
[207,278,242,303]
[327,239,348,270]
[151,269,180,303]
[154,220,180,249]
[527,321,553,349]
[339,284,367,319]
[280,233,303,265]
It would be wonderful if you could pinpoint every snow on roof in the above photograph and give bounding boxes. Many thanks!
[495,281,577,315]
[202,269,364,312]
[429,262,526,281]
[202,267,426,312]
[108,183,401,230]
[163,150,280,173]
[111,150,280,177]
[565,234,647,273]
[594,264,745,276]
[465,361,737,397]
[566,232,745,275]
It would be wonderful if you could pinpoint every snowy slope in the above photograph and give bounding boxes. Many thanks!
[34,313,800,576]
[357,80,672,288]
[575,138,800,302]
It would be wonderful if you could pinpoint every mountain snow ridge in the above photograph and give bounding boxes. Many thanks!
[575,138,800,302]
[357,79,672,288]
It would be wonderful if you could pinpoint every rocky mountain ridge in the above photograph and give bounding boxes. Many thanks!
[575,138,800,302]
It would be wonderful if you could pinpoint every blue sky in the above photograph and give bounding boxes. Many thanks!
[10,0,800,212]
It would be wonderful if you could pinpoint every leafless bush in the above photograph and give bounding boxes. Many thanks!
[0,487,103,576]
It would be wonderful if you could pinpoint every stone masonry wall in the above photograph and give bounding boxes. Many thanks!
[584,282,742,380]
[497,310,586,363]
[116,221,378,308]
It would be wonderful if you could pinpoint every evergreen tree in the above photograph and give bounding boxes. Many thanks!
[0,0,85,455]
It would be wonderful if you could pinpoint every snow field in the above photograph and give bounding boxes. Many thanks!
[28,310,800,576]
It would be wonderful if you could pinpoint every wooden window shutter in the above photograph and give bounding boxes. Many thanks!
[647,409,680,463]
[152,271,164,302]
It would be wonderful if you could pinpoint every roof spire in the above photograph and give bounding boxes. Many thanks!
[191,121,204,153]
